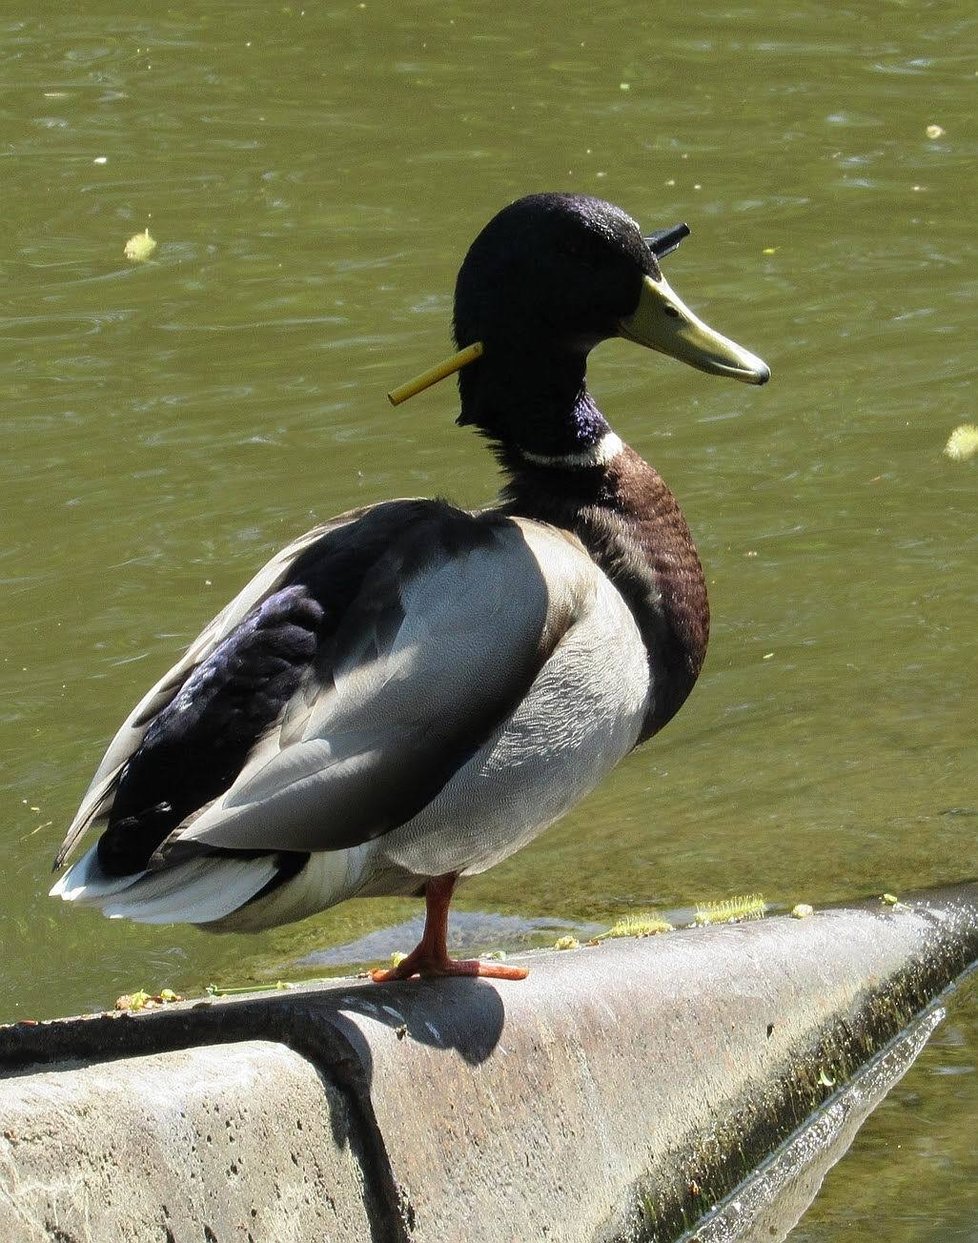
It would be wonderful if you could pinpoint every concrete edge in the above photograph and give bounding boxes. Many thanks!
[3,882,978,1241]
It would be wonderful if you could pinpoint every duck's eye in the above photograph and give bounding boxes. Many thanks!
[663,304,681,319]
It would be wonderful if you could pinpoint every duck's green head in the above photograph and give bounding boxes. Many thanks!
[458,191,767,374]
[388,193,769,420]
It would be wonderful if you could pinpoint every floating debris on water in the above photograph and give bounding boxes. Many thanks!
[944,424,978,462]
[694,894,766,925]
[553,935,580,950]
[124,228,157,262]
[925,123,945,139]
[791,903,814,919]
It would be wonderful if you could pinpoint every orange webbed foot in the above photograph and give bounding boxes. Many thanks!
[370,951,528,983]
[370,872,530,983]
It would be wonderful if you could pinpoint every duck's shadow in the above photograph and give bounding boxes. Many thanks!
[325,973,507,1068]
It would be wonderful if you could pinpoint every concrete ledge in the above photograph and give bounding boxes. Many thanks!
[3,884,978,1242]
[0,1041,371,1243]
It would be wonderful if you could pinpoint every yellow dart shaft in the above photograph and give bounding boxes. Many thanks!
[387,341,484,406]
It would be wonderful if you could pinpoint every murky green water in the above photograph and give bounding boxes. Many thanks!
[2,1,975,1233]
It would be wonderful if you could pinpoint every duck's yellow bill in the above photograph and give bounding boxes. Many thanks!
[619,274,770,385]
[387,341,484,406]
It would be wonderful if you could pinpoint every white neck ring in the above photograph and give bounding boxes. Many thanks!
[521,430,624,469]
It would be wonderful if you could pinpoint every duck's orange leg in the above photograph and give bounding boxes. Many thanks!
[370,873,528,982]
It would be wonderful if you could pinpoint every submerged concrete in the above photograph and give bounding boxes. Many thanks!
[3,884,978,1242]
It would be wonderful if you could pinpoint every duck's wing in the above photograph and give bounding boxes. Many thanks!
[55,503,587,873]
[53,505,376,869]
[162,511,584,860]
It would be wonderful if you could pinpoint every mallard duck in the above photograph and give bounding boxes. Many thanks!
[51,193,769,981]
